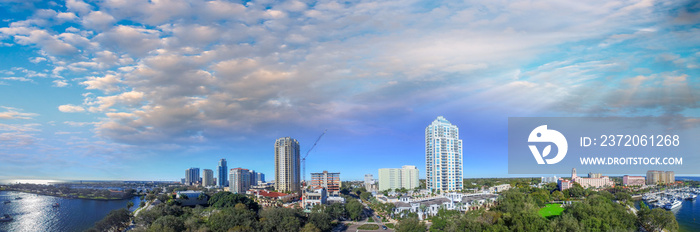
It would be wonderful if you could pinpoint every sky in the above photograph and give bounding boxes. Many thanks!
[0,0,698,181]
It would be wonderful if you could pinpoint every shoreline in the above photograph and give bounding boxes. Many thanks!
[1,189,135,201]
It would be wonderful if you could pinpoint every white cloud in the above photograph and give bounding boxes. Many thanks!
[53,79,69,87]
[0,107,38,120]
[66,0,92,15]
[81,11,116,30]
[29,57,47,63]
[81,74,121,93]
[58,104,85,113]
[95,25,161,57]
[56,12,78,21]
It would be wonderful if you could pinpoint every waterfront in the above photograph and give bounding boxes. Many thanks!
[0,191,139,232]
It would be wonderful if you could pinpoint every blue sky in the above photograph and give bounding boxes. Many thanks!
[0,0,698,181]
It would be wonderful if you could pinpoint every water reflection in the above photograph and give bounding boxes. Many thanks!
[0,191,139,232]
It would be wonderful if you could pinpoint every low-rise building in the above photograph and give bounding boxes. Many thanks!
[541,176,558,184]
[392,193,498,220]
[488,184,511,193]
[571,168,614,189]
[558,178,572,191]
[302,187,327,210]
[175,190,208,206]
[623,175,645,186]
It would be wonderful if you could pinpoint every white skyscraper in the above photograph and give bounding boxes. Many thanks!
[426,116,463,192]
[275,137,301,194]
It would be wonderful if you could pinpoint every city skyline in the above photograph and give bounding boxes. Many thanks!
[0,1,698,181]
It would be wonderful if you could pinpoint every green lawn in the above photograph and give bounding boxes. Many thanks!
[367,217,374,222]
[539,203,565,218]
[358,224,380,230]
[385,223,395,229]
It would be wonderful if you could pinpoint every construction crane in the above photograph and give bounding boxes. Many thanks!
[302,129,327,188]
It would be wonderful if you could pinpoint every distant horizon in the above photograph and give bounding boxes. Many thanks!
[1,1,698,181]
[4,175,700,185]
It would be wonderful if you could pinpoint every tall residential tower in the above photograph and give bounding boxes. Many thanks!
[426,116,463,192]
[218,158,228,187]
[275,137,301,194]
[185,168,200,186]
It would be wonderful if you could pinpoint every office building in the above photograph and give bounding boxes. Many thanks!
[218,158,228,187]
[185,168,200,186]
[646,170,674,185]
[310,171,341,194]
[378,165,419,191]
[426,116,463,192]
[230,168,251,194]
[275,137,301,193]
[588,172,602,178]
[623,175,645,186]
[203,169,214,187]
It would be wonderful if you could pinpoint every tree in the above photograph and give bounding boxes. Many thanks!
[615,192,632,204]
[638,206,679,232]
[208,204,258,232]
[149,215,185,232]
[567,183,585,198]
[259,207,304,232]
[208,191,259,211]
[345,199,364,221]
[89,208,131,232]
[551,190,565,201]
[396,217,426,232]
[530,189,550,207]
[308,212,333,232]
[360,192,372,201]
[127,201,135,210]
[139,201,146,208]
[327,203,347,220]
[300,223,322,232]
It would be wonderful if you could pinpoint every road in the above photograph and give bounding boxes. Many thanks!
[344,201,393,231]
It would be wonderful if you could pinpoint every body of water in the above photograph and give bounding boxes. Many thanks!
[0,191,140,232]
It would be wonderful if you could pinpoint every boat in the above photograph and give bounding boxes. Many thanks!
[52,203,60,207]
[14,197,22,200]
[3,200,10,204]
[686,194,697,200]
[664,200,682,210]
[0,214,12,222]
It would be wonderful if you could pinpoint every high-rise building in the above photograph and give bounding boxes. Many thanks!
[230,168,251,194]
[378,165,419,191]
[185,168,200,186]
[275,137,301,193]
[203,169,214,187]
[256,172,265,184]
[218,159,228,187]
[425,116,463,192]
[310,171,341,194]
[646,170,674,185]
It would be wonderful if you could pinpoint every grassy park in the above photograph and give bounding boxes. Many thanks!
[539,203,565,218]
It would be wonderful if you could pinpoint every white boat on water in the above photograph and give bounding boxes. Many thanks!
[664,200,682,210]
